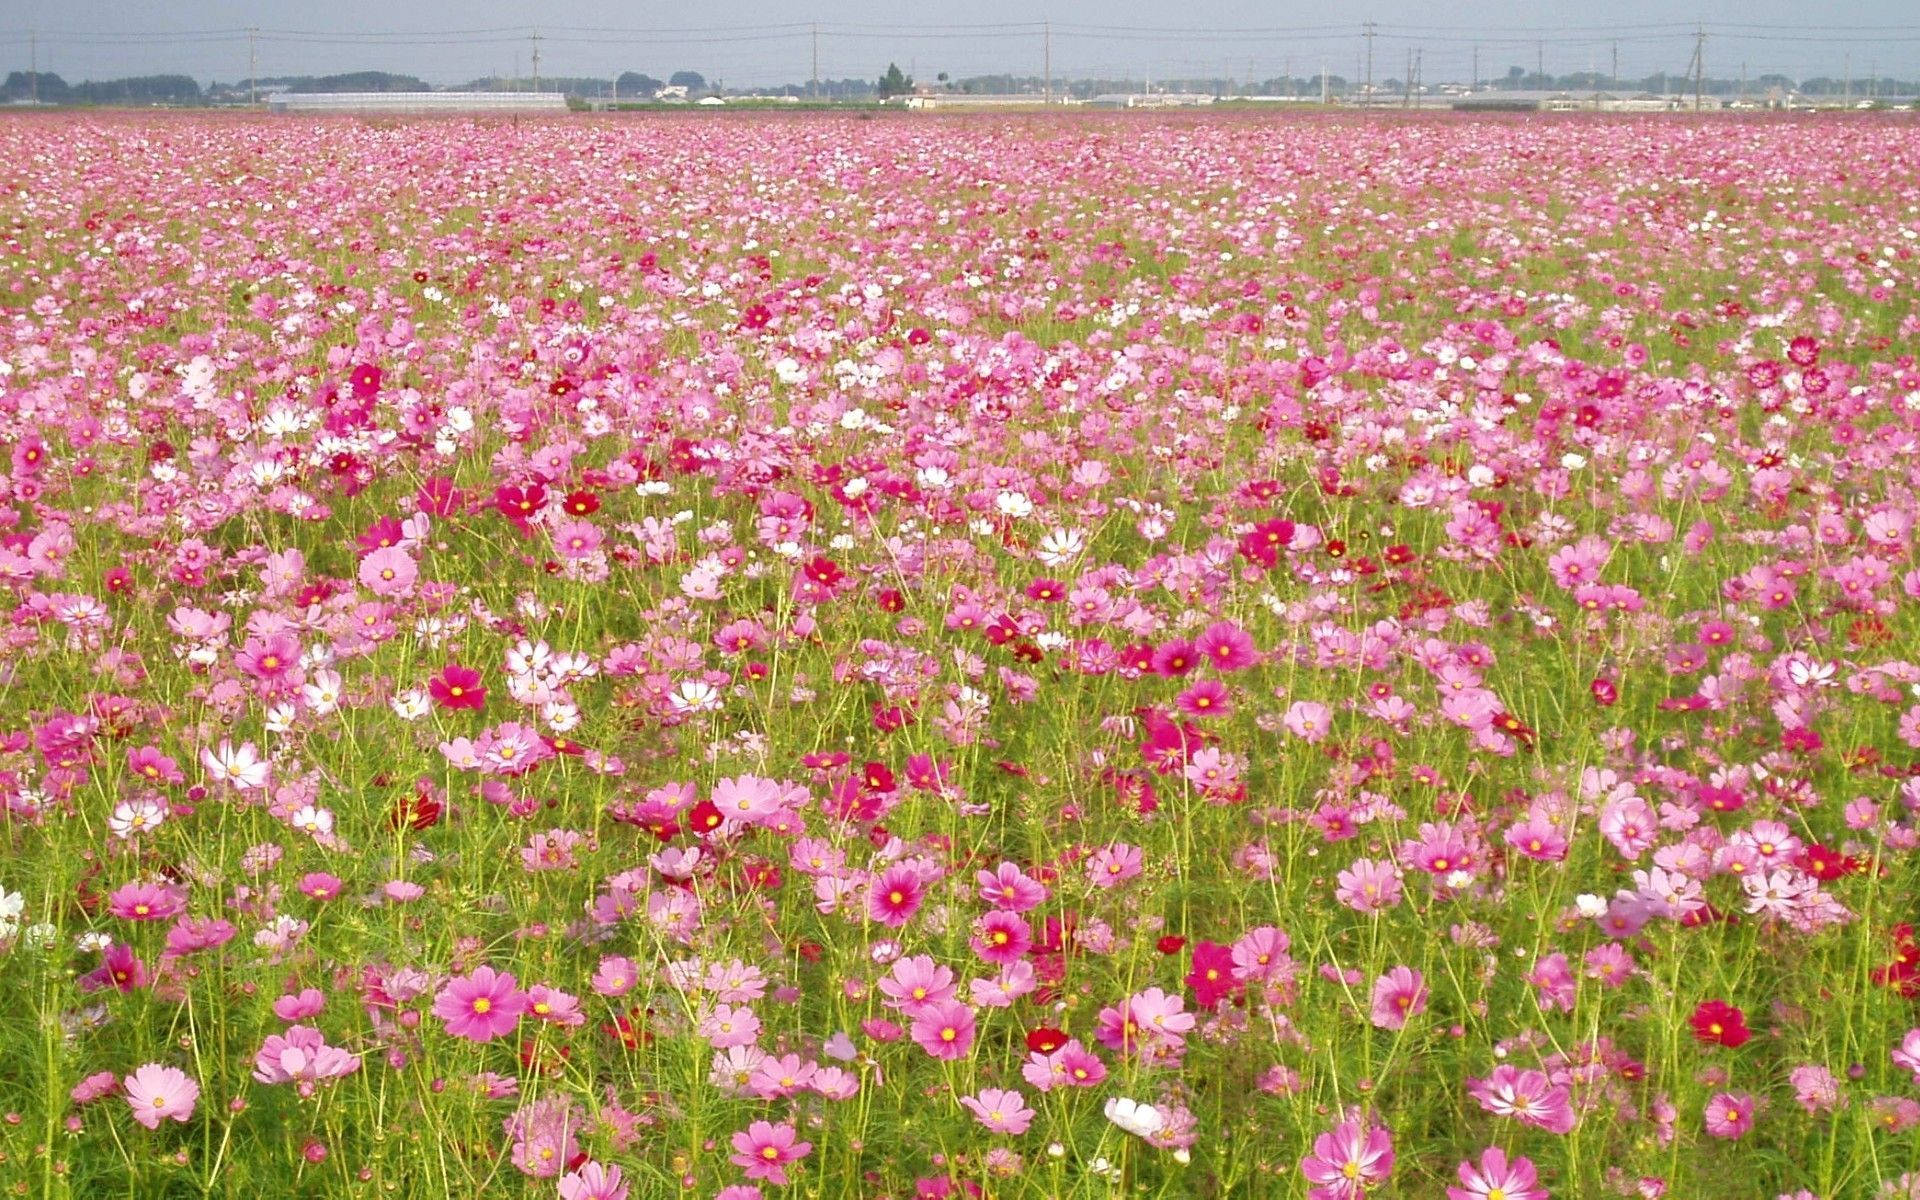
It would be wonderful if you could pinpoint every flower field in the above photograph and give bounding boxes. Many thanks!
[3,110,1920,1198]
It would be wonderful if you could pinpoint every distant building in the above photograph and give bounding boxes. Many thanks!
[1088,93,1216,109]
[652,85,689,102]
[1450,89,1722,113]
[268,92,567,114]
[898,93,1055,109]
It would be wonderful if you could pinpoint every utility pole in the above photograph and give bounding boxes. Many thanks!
[531,29,542,92]
[1362,21,1376,104]
[1403,48,1412,107]
[1471,44,1478,91]
[811,23,820,99]
[1044,20,1052,103]
[1690,25,1704,112]
[1843,52,1850,104]
[1321,59,1329,104]
[1536,40,1544,87]
[1611,41,1618,91]
[28,29,36,104]
[1739,60,1747,103]
[1414,48,1421,104]
[248,27,258,105]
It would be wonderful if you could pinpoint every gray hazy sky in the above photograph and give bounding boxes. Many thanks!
[4,0,1915,87]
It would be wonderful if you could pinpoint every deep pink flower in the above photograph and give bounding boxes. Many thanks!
[430,664,486,711]
[432,965,528,1043]
[868,863,927,927]
[107,880,187,922]
[728,1120,811,1184]
[1704,1091,1755,1139]
[1300,1117,1393,1198]
[1369,966,1428,1030]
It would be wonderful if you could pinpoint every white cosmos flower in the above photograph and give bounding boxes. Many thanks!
[289,805,334,836]
[108,797,168,839]
[994,490,1034,520]
[302,668,344,715]
[0,886,24,938]
[1036,527,1086,568]
[671,679,723,715]
[202,740,270,790]
[1104,1096,1164,1138]
[390,688,430,721]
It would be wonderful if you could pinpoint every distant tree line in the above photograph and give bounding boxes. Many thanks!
[3,64,1915,107]
[1,71,201,104]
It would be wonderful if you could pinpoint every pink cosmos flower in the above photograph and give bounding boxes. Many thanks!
[1369,966,1428,1030]
[959,1087,1035,1135]
[867,863,927,927]
[591,956,637,998]
[1335,858,1403,913]
[699,1002,763,1049]
[908,999,977,1060]
[1194,620,1256,671]
[878,954,956,1015]
[124,1063,199,1130]
[107,881,187,922]
[969,910,1032,966]
[1894,1029,1920,1082]
[1466,1064,1577,1134]
[1704,1091,1755,1139]
[976,861,1048,912]
[1022,1038,1108,1092]
[432,965,528,1043]
[1096,986,1195,1053]
[358,546,418,597]
[1300,1117,1393,1198]
[1231,925,1295,983]
[1087,842,1143,888]
[729,1120,811,1184]
[252,1025,361,1091]
[273,988,326,1021]
[559,1162,629,1200]
[1448,1146,1548,1200]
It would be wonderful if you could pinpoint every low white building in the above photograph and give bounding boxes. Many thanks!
[1088,92,1216,109]
[269,92,567,114]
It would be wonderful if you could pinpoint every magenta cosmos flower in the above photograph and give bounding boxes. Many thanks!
[1369,966,1428,1030]
[728,1119,811,1184]
[1447,1146,1549,1200]
[430,664,487,711]
[124,1063,199,1130]
[432,965,529,1043]
[1704,1091,1756,1139]
[107,880,187,922]
[1300,1117,1393,1198]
